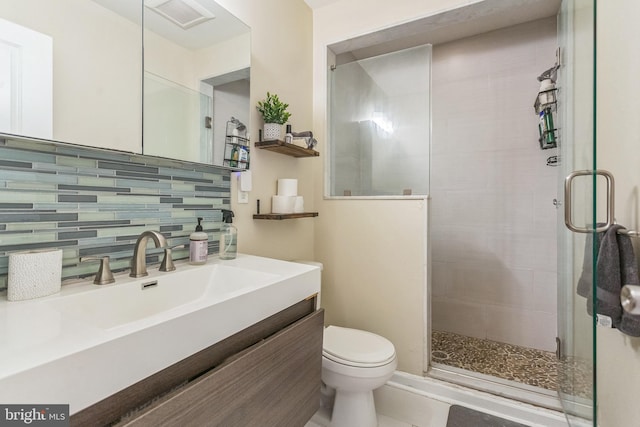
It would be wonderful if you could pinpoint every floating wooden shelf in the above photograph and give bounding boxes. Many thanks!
[255,140,319,158]
[253,212,319,220]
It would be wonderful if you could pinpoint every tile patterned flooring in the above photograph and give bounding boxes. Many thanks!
[307,406,415,427]
[431,330,559,391]
[307,414,414,427]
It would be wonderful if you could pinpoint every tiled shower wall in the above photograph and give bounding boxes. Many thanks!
[0,136,230,291]
[430,17,558,352]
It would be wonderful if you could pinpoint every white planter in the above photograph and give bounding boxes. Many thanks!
[263,123,282,140]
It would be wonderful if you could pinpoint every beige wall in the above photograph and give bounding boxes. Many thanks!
[596,2,640,426]
[316,199,428,374]
[218,0,316,262]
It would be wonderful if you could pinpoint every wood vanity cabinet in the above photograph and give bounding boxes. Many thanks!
[71,298,324,427]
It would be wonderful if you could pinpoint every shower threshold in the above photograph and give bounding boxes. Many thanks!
[429,363,561,411]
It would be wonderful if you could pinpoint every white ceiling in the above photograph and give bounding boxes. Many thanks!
[329,0,561,61]
[92,0,249,50]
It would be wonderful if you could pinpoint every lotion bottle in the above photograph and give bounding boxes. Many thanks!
[189,217,208,265]
[285,124,293,144]
[220,210,237,260]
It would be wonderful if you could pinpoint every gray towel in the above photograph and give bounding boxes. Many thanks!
[618,233,640,336]
[576,224,640,334]
[577,225,605,298]
[584,225,626,327]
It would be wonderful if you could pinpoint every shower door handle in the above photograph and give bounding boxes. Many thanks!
[563,169,615,233]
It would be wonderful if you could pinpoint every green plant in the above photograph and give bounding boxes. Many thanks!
[256,92,291,124]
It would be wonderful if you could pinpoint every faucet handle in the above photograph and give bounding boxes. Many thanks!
[80,256,115,285]
[160,245,183,272]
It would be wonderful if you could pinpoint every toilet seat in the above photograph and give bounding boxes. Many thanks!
[323,326,396,368]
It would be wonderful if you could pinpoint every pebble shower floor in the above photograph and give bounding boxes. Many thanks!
[431,330,558,390]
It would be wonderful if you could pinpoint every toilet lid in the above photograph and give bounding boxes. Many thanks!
[323,326,396,366]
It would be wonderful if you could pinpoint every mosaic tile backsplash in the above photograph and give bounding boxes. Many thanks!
[0,136,231,291]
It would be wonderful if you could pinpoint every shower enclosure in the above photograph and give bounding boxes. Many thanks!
[327,0,597,425]
[556,0,596,424]
[428,15,561,403]
[428,1,596,421]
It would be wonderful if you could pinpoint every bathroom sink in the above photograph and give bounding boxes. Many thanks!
[0,255,321,414]
[46,264,279,329]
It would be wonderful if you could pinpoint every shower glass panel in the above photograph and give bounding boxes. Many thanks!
[328,45,431,197]
[557,0,596,425]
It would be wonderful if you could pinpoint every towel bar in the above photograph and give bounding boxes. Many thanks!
[617,229,640,237]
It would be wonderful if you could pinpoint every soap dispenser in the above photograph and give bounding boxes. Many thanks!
[220,209,237,260]
[189,217,208,265]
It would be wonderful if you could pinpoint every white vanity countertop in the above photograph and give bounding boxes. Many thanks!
[0,254,320,414]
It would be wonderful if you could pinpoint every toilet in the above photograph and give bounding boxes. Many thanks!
[322,325,397,427]
[292,260,397,426]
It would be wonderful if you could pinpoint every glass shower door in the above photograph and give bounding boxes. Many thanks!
[556,0,596,425]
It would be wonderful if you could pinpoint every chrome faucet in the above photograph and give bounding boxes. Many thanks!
[130,230,167,278]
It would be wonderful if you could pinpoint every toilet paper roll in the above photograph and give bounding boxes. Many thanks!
[277,179,298,196]
[294,196,304,213]
[8,249,63,301]
[272,195,296,214]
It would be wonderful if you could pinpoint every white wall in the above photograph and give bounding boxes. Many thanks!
[596,2,640,426]
[430,18,558,352]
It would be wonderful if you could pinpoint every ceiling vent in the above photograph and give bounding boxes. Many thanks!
[145,0,215,30]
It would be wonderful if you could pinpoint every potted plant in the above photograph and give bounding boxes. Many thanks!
[256,92,291,140]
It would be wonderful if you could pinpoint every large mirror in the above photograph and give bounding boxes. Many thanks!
[0,0,142,152]
[0,0,250,167]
